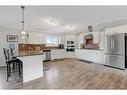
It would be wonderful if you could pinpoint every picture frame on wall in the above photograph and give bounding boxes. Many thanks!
[7,35,18,42]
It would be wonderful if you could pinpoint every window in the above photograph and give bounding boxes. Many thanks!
[46,35,59,46]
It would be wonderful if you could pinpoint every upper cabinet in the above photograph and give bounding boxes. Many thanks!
[92,32,100,43]
[99,31,105,50]
[28,32,46,44]
[65,35,75,41]
[79,31,100,44]
[59,35,65,44]
[59,34,79,48]
[79,33,85,44]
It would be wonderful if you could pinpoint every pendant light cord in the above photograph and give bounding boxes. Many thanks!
[21,6,25,31]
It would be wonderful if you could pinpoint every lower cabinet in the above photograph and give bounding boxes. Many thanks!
[51,49,66,60]
[75,49,105,64]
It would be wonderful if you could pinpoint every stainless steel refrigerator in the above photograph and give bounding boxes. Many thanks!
[104,33,125,69]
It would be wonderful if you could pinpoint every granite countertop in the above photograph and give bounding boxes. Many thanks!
[14,51,44,57]
[43,48,64,50]
[76,48,104,51]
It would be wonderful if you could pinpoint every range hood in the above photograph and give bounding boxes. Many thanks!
[85,34,93,39]
[88,25,93,32]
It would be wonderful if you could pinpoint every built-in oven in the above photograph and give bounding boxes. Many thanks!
[66,41,75,52]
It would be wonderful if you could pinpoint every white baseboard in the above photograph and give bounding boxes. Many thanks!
[0,63,6,67]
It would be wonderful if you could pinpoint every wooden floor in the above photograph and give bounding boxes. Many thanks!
[1,58,127,89]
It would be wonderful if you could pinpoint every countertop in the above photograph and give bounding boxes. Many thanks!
[43,48,64,50]
[14,51,44,57]
[75,48,104,51]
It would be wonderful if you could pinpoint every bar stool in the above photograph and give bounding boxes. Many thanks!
[10,48,22,73]
[3,48,23,81]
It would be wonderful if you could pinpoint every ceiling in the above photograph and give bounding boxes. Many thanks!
[1,6,127,34]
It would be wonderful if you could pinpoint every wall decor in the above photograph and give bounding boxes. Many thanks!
[7,35,18,42]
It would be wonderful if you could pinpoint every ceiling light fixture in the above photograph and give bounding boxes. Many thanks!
[21,36,25,39]
[21,6,26,35]
[46,18,59,26]
[65,25,75,30]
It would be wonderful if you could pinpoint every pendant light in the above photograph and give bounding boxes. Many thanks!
[21,6,26,35]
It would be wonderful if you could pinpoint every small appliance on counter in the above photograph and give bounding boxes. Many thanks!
[58,44,64,49]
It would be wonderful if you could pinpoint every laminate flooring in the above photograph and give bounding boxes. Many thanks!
[0,58,127,89]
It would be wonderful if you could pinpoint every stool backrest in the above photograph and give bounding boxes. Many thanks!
[3,48,10,62]
[10,48,14,57]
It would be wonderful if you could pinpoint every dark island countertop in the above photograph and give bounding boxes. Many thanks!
[14,51,44,57]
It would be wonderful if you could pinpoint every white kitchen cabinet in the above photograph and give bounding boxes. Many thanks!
[28,32,46,44]
[99,51,105,64]
[59,35,65,44]
[65,35,75,41]
[75,49,105,64]
[65,52,77,58]
[79,34,85,44]
[75,35,79,49]
[92,32,100,43]
[99,32,105,50]
[79,32,100,44]
[92,50,105,64]
[51,49,66,60]
[76,49,94,62]
[28,32,35,44]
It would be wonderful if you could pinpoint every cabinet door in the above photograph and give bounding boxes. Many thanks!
[99,32,105,50]
[79,34,84,44]
[59,35,65,44]
[93,32,99,43]
[51,50,65,60]
[29,32,46,44]
[93,51,104,64]
[28,32,35,44]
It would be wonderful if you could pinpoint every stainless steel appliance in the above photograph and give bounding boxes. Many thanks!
[66,41,75,52]
[43,50,51,61]
[104,33,125,69]
[59,44,64,49]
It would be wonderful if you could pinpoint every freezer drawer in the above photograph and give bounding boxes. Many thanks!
[105,54,125,69]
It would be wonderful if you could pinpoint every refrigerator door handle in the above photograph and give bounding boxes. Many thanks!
[111,36,113,51]
[112,38,115,50]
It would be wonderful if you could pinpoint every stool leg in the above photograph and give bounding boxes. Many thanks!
[18,63,22,78]
[6,63,11,81]
[9,64,11,77]
[12,62,16,72]
[6,64,9,81]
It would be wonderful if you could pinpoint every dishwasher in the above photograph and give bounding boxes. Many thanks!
[43,49,51,61]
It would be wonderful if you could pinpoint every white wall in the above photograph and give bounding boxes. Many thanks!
[0,27,22,67]
[105,24,127,35]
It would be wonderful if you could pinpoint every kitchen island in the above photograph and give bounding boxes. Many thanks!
[14,51,43,83]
